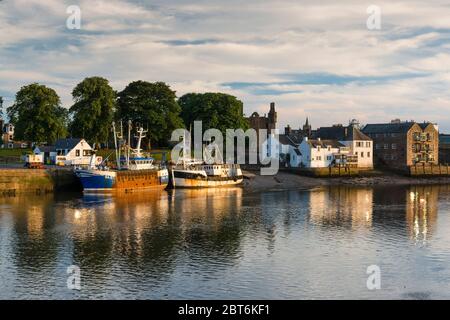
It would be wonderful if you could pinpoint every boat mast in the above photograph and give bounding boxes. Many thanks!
[134,127,147,157]
[118,121,123,169]
[112,122,120,169]
[127,120,132,168]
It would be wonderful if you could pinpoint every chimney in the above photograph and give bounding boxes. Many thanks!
[285,125,291,135]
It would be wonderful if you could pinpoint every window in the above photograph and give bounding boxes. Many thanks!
[367,152,370,158]
[327,146,331,151]
[391,143,397,149]
[384,144,388,149]
[391,133,397,137]
[76,150,80,157]
[327,156,332,160]
[316,156,321,161]
[366,142,370,147]
[376,144,380,149]
[361,152,364,158]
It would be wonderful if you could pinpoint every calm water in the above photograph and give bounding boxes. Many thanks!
[1,185,450,299]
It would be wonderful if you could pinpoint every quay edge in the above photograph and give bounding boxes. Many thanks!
[0,168,82,196]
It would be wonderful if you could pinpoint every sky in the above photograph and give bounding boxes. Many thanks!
[1,0,450,131]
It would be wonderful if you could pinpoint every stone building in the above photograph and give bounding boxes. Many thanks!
[284,117,314,141]
[1,122,14,148]
[246,102,277,137]
[439,134,450,164]
[362,120,439,168]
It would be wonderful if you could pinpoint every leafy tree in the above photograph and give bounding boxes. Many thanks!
[178,92,249,133]
[7,83,68,144]
[116,81,184,147]
[69,77,116,146]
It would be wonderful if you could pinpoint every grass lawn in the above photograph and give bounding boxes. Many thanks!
[0,148,31,157]
[96,149,172,162]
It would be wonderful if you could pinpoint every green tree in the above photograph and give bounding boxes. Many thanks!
[116,81,184,147]
[69,77,116,146]
[7,83,68,144]
[178,92,249,133]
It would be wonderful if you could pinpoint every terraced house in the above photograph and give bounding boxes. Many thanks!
[362,120,439,168]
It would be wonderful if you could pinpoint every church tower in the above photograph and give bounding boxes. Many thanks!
[268,102,277,130]
[302,117,312,138]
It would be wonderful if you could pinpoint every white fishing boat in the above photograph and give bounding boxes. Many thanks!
[170,137,243,188]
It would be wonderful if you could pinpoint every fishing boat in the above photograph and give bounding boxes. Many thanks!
[75,122,169,192]
[170,137,243,188]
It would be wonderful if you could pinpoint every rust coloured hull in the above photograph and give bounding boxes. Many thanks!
[114,170,168,190]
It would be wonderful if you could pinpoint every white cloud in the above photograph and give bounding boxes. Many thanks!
[1,0,450,130]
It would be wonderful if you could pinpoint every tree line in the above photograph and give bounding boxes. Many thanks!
[3,77,249,148]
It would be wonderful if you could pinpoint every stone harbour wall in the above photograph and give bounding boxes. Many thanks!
[0,168,82,195]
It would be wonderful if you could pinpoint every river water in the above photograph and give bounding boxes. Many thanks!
[1,185,450,299]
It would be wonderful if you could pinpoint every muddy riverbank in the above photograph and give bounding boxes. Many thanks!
[242,170,450,191]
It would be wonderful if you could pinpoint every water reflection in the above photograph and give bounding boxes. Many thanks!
[406,185,439,244]
[309,187,373,229]
[0,184,449,299]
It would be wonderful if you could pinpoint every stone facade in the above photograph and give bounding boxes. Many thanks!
[439,134,450,164]
[363,121,438,168]
[284,118,314,142]
[247,102,277,136]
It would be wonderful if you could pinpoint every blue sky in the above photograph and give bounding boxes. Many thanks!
[1,0,450,131]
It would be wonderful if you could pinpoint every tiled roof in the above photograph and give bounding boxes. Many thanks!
[278,134,300,146]
[307,139,345,148]
[347,126,371,141]
[362,122,416,134]
[36,145,56,152]
[316,125,371,141]
[55,138,83,150]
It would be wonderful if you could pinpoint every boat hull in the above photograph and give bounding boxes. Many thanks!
[75,169,169,192]
[171,170,243,188]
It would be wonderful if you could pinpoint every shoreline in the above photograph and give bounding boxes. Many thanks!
[242,170,450,191]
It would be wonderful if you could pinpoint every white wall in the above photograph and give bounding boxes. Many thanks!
[66,140,93,159]
[299,139,338,168]
[341,140,373,168]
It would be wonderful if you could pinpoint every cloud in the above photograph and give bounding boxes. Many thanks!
[1,0,450,131]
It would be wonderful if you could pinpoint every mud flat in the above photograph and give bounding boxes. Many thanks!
[242,170,450,191]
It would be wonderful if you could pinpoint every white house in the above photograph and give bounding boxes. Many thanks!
[34,138,98,166]
[339,127,373,169]
[315,123,373,169]
[299,137,350,168]
[264,133,302,167]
